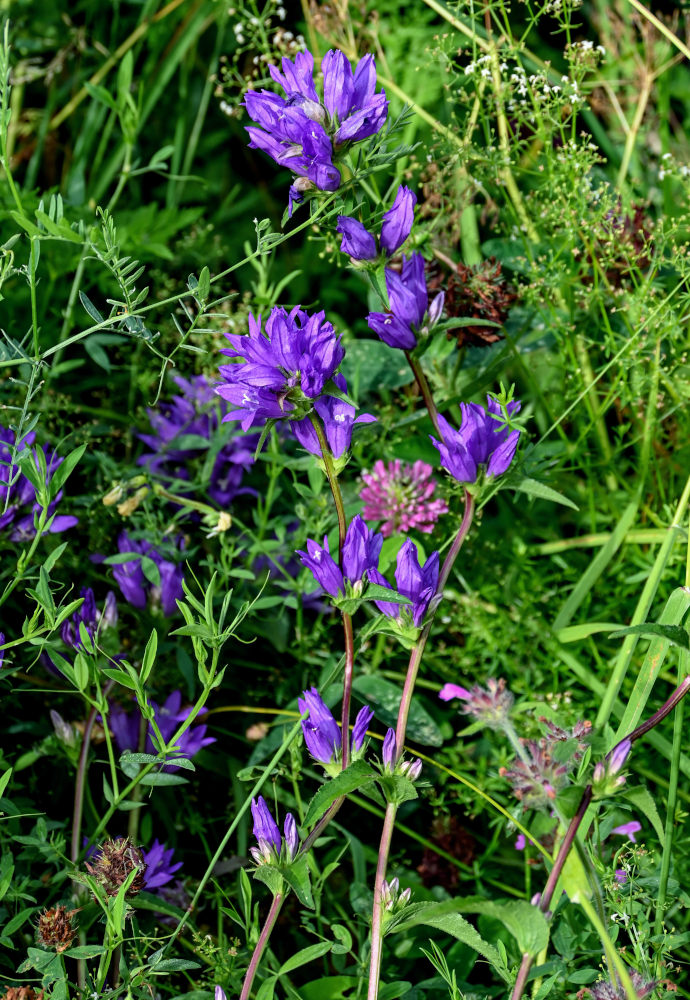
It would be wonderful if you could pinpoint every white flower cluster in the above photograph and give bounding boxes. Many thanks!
[659,152,690,181]
[462,54,585,113]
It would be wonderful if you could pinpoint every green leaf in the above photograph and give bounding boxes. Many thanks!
[140,628,158,684]
[303,760,377,827]
[138,772,188,786]
[389,902,509,982]
[253,864,283,896]
[364,584,411,605]
[624,786,665,842]
[0,766,12,799]
[513,477,578,510]
[281,855,314,909]
[455,899,549,956]
[608,623,689,650]
[279,940,332,975]
[79,290,105,324]
[197,266,210,303]
[560,845,592,903]
[64,945,107,958]
[352,675,443,747]
[557,622,623,643]
[368,264,389,309]
[255,976,278,1000]
[151,959,201,972]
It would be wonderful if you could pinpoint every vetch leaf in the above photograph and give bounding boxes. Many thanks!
[278,940,332,975]
[608,623,689,650]
[513,477,578,510]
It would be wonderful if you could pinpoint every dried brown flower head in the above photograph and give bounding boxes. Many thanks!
[417,816,476,890]
[427,256,517,348]
[36,904,78,952]
[84,837,147,898]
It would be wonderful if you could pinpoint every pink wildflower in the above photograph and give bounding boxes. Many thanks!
[360,460,448,537]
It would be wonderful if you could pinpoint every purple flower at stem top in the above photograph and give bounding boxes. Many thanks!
[360,459,448,537]
[60,587,118,650]
[250,795,299,864]
[430,396,521,485]
[142,839,183,891]
[367,253,444,351]
[299,687,374,769]
[112,531,184,617]
[215,306,345,431]
[244,49,388,212]
[369,538,440,627]
[0,425,78,541]
[297,514,383,598]
[138,374,258,507]
[291,374,375,459]
[109,690,215,770]
[336,186,417,261]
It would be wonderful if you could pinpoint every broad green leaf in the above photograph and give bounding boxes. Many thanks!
[303,760,377,827]
[352,675,443,747]
[281,854,314,909]
[560,846,592,903]
[279,940,332,975]
[390,902,509,982]
[64,945,107,958]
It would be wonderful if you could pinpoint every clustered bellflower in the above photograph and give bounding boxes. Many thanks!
[336,186,417,261]
[360,459,448,537]
[367,253,444,351]
[215,306,344,430]
[0,426,78,541]
[112,531,184,617]
[250,795,299,865]
[430,396,521,485]
[370,538,440,628]
[60,587,118,650]
[291,374,375,460]
[244,50,388,213]
[299,686,373,772]
[297,514,383,598]
[138,374,258,507]
[109,690,215,770]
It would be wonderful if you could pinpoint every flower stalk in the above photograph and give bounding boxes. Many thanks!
[239,892,285,1000]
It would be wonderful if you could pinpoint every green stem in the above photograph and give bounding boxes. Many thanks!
[405,354,441,436]
[655,520,690,934]
[307,411,346,553]
[578,896,638,1000]
[367,802,398,1000]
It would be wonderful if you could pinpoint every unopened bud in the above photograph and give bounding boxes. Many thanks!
[50,710,77,748]
[399,757,422,781]
[382,729,396,772]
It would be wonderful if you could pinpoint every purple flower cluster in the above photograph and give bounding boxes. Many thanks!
[0,426,78,541]
[250,795,298,865]
[299,687,373,766]
[370,539,439,627]
[244,50,388,211]
[297,514,382,598]
[360,459,447,537]
[431,397,521,485]
[367,253,445,351]
[216,306,345,430]
[60,587,118,650]
[336,186,416,261]
[112,531,184,617]
[109,690,215,768]
[291,374,375,459]
[138,374,258,507]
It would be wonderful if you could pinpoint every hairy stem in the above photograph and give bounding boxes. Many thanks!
[367,803,398,1000]
[239,892,285,1000]
[368,492,475,1000]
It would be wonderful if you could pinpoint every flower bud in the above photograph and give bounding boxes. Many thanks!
[50,710,77,748]
[382,728,397,772]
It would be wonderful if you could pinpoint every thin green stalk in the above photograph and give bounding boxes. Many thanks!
[367,803,398,1000]
[596,472,690,732]
[405,355,441,436]
[578,896,638,1000]
[654,518,690,933]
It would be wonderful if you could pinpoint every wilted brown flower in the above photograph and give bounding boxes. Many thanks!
[427,256,516,348]
[85,837,147,898]
[36,904,78,952]
[417,816,476,891]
